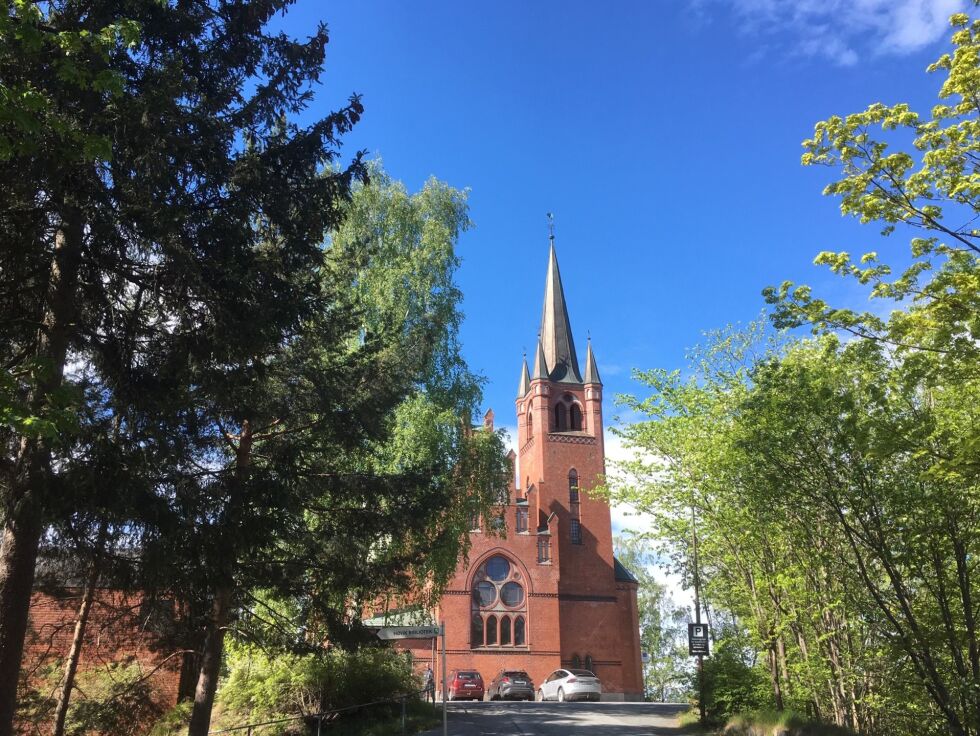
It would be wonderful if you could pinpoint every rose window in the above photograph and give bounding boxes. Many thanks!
[470,555,527,648]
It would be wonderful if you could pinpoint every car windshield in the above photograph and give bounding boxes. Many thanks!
[569,669,596,677]
[457,672,479,680]
[504,671,529,678]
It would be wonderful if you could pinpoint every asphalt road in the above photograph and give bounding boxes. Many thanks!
[421,701,689,735]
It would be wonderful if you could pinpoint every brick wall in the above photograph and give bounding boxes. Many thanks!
[18,588,182,733]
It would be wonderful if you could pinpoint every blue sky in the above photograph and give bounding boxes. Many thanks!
[278,0,964,433]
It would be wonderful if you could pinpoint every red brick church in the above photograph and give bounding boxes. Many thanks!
[398,238,644,700]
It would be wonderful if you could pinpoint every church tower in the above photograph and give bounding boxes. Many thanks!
[392,229,643,701]
[516,237,613,598]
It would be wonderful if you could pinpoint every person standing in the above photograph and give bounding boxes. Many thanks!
[423,665,435,704]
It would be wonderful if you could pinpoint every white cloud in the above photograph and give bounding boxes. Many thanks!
[719,0,968,66]
[605,429,657,536]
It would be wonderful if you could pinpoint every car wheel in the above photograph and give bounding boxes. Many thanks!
[557,688,565,703]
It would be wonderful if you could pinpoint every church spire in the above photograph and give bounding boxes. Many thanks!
[532,337,548,380]
[517,354,531,396]
[539,233,583,383]
[584,337,601,385]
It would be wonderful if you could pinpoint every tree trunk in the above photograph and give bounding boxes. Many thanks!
[178,646,201,703]
[776,633,791,706]
[767,642,785,711]
[187,587,232,736]
[0,209,82,736]
[0,508,44,736]
[186,420,253,736]
[51,549,102,736]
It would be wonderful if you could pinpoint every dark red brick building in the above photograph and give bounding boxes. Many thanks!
[400,240,644,700]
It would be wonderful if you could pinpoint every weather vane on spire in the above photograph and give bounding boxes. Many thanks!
[547,212,555,241]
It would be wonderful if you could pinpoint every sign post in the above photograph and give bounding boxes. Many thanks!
[370,624,445,734]
[691,507,707,725]
[374,625,442,640]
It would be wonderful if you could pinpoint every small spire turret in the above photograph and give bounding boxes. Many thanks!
[584,338,602,385]
[518,354,531,396]
[532,338,548,380]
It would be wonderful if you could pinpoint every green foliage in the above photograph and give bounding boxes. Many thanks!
[701,635,773,724]
[764,8,980,380]
[214,642,419,733]
[723,710,857,736]
[610,8,980,736]
[0,1,139,162]
[610,322,980,735]
[331,163,481,413]
[614,536,689,701]
[148,702,193,736]
[19,659,163,736]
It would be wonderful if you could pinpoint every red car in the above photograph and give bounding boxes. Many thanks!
[447,669,484,701]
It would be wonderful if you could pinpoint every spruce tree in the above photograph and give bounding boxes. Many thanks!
[0,3,364,734]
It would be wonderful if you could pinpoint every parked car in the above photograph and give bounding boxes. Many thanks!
[447,669,485,701]
[488,669,535,701]
[536,668,601,702]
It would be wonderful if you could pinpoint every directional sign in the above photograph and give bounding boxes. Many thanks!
[688,623,710,656]
[375,625,441,640]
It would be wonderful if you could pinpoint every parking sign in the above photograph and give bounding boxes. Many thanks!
[688,623,710,656]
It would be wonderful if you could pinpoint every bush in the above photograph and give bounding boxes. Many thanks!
[16,659,164,736]
[213,643,420,733]
[148,702,193,736]
[699,636,773,724]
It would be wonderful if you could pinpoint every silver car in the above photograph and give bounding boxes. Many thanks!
[536,668,601,702]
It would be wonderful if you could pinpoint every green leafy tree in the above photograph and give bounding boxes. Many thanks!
[0,2,365,734]
[608,9,980,734]
[135,168,509,735]
[608,318,979,735]
[765,10,980,381]
[614,536,688,702]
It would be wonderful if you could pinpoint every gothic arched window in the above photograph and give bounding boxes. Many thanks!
[527,411,534,439]
[485,615,498,645]
[554,403,567,432]
[569,403,582,431]
[514,616,526,645]
[568,470,579,505]
[470,555,529,649]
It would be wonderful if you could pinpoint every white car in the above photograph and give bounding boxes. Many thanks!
[536,668,601,702]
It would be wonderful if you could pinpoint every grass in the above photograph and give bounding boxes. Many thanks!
[310,699,441,736]
[676,708,718,734]
[673,708,858,736]
[147,699,441,736]
[721,709,857,736]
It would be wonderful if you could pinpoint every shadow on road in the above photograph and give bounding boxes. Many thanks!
[422,701,699,735]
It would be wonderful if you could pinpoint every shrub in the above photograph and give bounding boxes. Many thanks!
[148,702,193,736]
[699,636,773,723]
[214,643,420,732]
[16,659,164,736]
